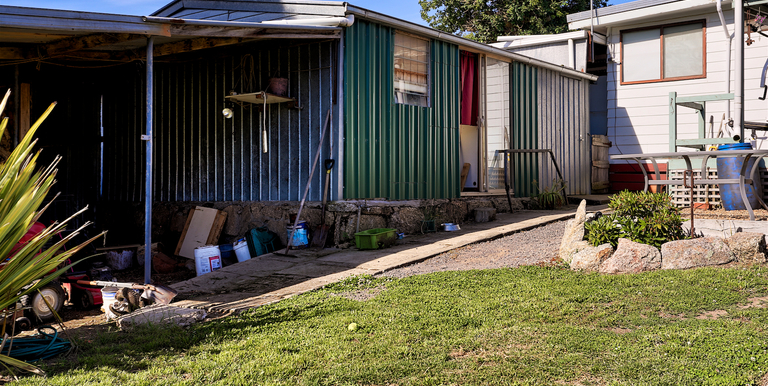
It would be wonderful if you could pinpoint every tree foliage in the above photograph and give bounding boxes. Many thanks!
[419,0,608,44]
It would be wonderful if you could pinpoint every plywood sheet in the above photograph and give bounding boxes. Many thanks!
[175,207,228,259]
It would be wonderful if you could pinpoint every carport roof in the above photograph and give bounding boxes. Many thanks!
[0,5,340,63]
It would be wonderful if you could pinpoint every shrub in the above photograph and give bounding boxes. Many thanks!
[533,179,566,210]
[585,191,686,249]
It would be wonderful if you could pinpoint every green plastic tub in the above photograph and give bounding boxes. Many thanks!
[354,228,397,250]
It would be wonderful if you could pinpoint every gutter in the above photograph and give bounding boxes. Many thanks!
[344,4,598,82]
[141,15,343,31]
[262,15,355,27]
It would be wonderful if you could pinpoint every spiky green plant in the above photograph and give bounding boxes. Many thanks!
[0,89,105,377]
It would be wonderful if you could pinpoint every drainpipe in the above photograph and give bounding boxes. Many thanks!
[735,0,744,141]
[262,15,355,27]
[717,0,735,129]
[568,38,575,69]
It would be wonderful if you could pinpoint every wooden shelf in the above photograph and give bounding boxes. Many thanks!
[225,92,295,105]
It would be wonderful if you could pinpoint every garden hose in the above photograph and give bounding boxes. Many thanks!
[0,326,71,362]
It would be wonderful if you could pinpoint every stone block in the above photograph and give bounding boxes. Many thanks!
[599,238,661,274]
[388,207,424,234]
[570,243,613,271]
[116,304,206,331]
[725,232,767,263]
[558,200,587,261]
[661,237,736,270]
[474,207,497,223]
[221,204,245,236]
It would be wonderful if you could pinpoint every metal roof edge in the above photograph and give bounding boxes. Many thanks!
[568,0,722,29]
[142,15,343,31]
[0,5,169,35]
[345,5,597,81]
[567,0,680,23]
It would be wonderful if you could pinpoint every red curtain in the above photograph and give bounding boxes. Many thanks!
[460,51,478,126]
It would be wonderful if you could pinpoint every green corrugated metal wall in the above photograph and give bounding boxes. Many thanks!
[511,62,539,197]
[344,19,460,200]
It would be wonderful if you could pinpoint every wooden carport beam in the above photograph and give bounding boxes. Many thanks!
[152,36,254,57]
[0,32,145,60]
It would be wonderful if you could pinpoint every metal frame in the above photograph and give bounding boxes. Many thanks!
[499,149,568,208]
[668,91,738,152]
[612,150,768,220]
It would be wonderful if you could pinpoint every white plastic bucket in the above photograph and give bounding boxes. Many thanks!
[233,239,251,262]
[287,227,309,249]
[101,287,118,321]
[194,245,223,276]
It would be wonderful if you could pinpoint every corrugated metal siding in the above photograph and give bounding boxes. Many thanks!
[343,19,460,200]
[102,40,336,202]
[537,69,591,195]
[511,62,539,198]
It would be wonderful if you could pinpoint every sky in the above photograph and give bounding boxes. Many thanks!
[2,0,636,27]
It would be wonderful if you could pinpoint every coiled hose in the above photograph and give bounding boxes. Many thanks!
[1,326,71,362]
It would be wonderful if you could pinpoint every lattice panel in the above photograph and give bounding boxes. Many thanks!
[668,168,768,208]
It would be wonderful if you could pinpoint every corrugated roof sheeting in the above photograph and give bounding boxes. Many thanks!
[102,40,336,202]
[537,69,591,196]
[511,62,539,198]
[344,19,460,200]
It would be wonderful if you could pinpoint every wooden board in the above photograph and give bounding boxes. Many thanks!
[460,163,470,192]
[175,206,228,259]
[591,135,611,193]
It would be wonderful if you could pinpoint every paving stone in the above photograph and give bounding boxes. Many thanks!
[116,305,207,330]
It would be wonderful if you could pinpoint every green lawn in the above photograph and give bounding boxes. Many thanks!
[10,265,768,385]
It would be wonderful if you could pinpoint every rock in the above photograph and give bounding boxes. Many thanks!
[660,237,736,270]
[570,243,613,271]
[116,304,206,331]
[599,238,661,274]
[221,204,245,236]
[474,207,497,223]
[558,200,588,261]
[724,232,767,263]
[389,207,424,234]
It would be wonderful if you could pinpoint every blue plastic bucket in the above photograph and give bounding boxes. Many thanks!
[716,143,760,210]
[286,226,309,249]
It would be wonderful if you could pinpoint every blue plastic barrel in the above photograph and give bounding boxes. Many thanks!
[716,143,760,210]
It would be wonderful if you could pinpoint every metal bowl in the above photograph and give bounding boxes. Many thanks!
[443,223,460,231]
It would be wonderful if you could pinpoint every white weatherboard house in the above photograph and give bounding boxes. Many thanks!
[497,0,768,195]
[568,0,768,193]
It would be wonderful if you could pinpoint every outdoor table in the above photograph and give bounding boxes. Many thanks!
[611,150,768,221]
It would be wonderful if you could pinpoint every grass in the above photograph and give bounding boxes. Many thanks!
[9,265,768,385]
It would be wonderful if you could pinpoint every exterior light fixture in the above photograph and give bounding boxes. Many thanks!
[222,107,234,119]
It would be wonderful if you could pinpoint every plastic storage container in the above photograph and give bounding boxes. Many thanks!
[101,287,118,321]
[194,245,223,276]
[354,228,397,250]
[287,226,309,249]
[234,239,251,262]
[716,143,760,210]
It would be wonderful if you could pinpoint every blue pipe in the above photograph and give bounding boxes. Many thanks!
[145,37,154,285]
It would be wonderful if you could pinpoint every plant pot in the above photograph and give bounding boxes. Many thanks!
[422,220,437,233]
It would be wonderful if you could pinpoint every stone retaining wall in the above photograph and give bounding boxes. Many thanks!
[98,196,526,249]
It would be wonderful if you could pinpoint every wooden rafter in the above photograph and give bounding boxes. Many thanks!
[0,32,145,60]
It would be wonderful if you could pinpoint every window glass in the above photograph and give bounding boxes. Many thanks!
[663,23,703,78]
[622,28,661,82]
[394,31,430,107]
[620,21,705,84]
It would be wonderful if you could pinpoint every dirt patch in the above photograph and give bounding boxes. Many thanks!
[685,207,768,221]
[607,327,632,334]
[333,286,386,302]
[695,310,729,320]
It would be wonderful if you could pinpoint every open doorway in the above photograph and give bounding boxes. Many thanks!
[459,50,479,191]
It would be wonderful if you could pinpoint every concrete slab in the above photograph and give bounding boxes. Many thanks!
[116,304,207,330]
[169,205,607,315]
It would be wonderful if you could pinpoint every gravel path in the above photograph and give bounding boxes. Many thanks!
[380,220,567,279]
